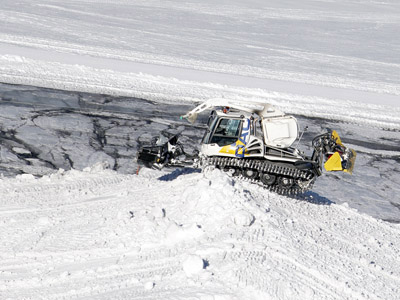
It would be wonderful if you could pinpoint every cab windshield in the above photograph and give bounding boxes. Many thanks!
[210,118,242,146]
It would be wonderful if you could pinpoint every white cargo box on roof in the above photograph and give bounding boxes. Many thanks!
[263,116,298,149]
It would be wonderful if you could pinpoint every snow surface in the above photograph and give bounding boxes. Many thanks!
[0,0,400,130]
[0,165,399,299]
[1,0,400,298]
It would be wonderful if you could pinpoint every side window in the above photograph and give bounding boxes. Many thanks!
[207,110,217,127]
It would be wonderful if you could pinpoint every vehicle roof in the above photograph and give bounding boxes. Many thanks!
[215,108,253,119]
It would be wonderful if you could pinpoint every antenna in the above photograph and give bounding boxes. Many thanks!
[294,126,308,149]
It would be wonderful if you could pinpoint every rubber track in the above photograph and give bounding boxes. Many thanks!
[201,156,316,195]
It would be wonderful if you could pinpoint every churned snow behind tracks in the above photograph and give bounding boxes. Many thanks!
[0,165,399,299]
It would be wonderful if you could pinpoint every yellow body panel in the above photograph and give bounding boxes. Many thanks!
[219,144,236,155]
[219,140,248,157]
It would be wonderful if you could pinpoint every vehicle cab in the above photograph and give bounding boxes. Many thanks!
[201,108,264,158]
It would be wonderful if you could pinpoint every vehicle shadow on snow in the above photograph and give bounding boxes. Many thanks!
[158,168,334,206]
[158,168,201,181]
[295,191,334,206]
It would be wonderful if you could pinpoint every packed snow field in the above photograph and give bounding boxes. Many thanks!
[1,0,400,299]
[0,1,400,112]
[1,165,399,299]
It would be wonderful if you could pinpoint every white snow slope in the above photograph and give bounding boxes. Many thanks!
[0,0,400,129]
[1,0,400,299]
[1,165,399,300]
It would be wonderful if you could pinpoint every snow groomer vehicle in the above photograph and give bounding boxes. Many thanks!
[137,98,356,195]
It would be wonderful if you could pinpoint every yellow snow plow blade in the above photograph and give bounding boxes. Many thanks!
[324,152,343,172]
[332,130,343,146]
[324,130,357,174]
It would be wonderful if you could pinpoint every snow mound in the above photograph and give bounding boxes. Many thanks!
[165,222,204,245]
[168,169,256,231]
[182,254,205,277]
[232,209,255,226]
